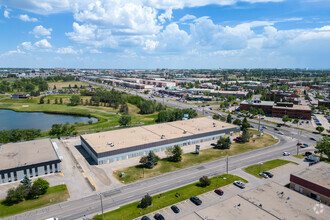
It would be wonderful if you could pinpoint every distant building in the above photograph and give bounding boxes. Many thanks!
[240,100,274,114]
[272,102,312,120]
[290,162,330,205]
[318,99,330,108]
[0,139,61,184]
[210,91,248,98]
[11,93,30,99]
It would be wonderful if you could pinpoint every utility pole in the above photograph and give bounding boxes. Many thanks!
[226,156,228,174]
[99,193,104,220]
[258,113,261,131]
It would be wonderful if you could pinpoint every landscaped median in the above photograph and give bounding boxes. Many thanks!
[116,129,278,184]
[243,159,298,178]
[94,174,247,220]
[0,184,70,217]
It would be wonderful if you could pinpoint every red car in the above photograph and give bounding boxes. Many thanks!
[297,142,302,146]
[214,188,224,196]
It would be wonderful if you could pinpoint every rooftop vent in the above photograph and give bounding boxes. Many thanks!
[161,134,165,139]
[213,123,217,127]
[107,142,114,147]
[183,130,187,134]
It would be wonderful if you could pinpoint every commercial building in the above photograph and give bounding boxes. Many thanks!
[80,118,240,165]
[0,139,61,184]
[290,162,330,205]
[240,100,274,114]
[272,102,312,120]
[240,100,312,119]
[210,91,248,98]
[318,99,330,108]
[11,93,30,99]
[182,182,330,220]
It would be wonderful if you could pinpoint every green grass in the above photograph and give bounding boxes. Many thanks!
[0,184,69,217]
[243,159,298,178]
[116,129,278,183]
[94,174,247,220]
[293,154,305,159]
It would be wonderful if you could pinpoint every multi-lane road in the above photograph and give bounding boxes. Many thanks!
[5,81,322,220]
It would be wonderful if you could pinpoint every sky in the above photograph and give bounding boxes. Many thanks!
[0,0,330,69]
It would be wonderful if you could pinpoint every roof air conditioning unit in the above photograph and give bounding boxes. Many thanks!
[161,134,165,139]
[183,130,187,134]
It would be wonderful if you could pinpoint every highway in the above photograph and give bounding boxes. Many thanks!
[5,81,321,220]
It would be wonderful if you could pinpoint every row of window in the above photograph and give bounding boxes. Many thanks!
[98,134,230,164]
[1,163,60,182]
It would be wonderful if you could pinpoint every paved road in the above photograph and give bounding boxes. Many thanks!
[5,81,320,220]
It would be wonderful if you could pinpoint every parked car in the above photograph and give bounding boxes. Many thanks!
[154,213,165,220]
[303,143,309,147]
[274,128,279,131]
[278,131,284,135]
[297,142,302,146]
[283,152,290,156]
[304,152,312,156]
[250,125,255,128]
[233,181,245,189]
[211,143,217,147]
[262,171,273,178]
[170,205,180,213]
[310,137,316,141]
[262,126,267,129]
[141,216,151,220]
[259,173,268,178]
[190,196,202,205]
[214,188,224,196]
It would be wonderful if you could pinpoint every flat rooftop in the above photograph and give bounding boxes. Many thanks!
[81,117,238,154]
[240,182,330,220]
[273,104,311,111]
[291,162,330,190]
[241,100,274,106]
[212,91,248,95]
[0,139,59,171]
[180,195,276,220]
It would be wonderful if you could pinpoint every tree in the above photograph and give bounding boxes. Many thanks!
[119,103,129,114]
[213,114,220,120]
[315,136,330,159]
[32,178,49,195]
[54,98,58,104]
[226,114,232,123]
[70,95,80,106]
[21,176,32,189]
[233,119,242,126]
[168,145,182,162]
[199,176,211,187]
[316,126,325,134]
[293,119,299,124]
[216,137,231,149]
[282,115,292,125]
[39,96,45,104]
[140,194,152,209]
[119,115,131,126]
[140,151,160,169]
[47,99,50,104]
[60,98,63,104]
[241,117,250,133]
[53,85,56,90]
[241,130,252,143]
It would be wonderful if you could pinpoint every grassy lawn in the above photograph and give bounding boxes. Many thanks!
[243,159,298,178]
[94,174,247,220]
[116,129,278,184]
[293,154,305,159]
[0,184,69,217]
[0,96,159,134]
[48,81,91,89]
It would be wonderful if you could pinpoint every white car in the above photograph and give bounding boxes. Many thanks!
[283,152,290,156]
[278,131,284,135]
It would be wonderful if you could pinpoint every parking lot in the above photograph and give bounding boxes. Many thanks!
[312,114,330,133]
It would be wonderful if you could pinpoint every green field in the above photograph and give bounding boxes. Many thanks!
[243,159,298,178]
[48,81,91,89]
[116,129,278,183]
[0,95,159,134]
[0,184,69,217]
[94,174,247,220]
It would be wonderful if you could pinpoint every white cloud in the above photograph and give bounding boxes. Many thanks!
[30,25,52,38]
[20,41,33,50]
[33,39,52,49]
[5,0,70,15]
[179,14,196,22]
[56,46,80,54]
[4,10,10,18]
[19,14,38,22]
[143,39,159,51]
[90,49,102,53]
[158,8,172,24]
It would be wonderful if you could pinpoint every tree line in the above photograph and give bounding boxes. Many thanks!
[156,108,197,122]
[0,128,41,144]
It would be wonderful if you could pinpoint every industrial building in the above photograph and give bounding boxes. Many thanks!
[80,118,240,165]
[0,139,61,184]
[290,162,330,205]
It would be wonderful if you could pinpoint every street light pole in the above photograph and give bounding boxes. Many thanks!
[99,193,104,220]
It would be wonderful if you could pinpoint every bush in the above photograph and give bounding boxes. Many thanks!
[199,176,211,187]
[139,151,160,169]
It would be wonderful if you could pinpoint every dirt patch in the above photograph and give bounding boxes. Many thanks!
[90,166,112,186]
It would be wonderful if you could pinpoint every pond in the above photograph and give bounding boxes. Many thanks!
[0,109,98,131]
